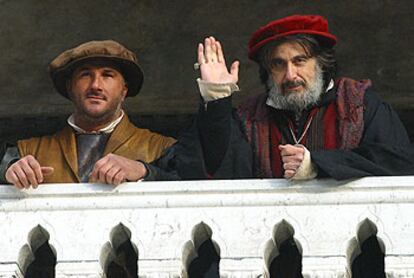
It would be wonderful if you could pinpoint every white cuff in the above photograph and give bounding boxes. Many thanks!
[291,146,318,180]
[197,78,239,102]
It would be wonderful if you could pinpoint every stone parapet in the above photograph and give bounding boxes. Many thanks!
[0,176,413,277]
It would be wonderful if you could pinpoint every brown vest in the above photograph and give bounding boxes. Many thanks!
[17,115,176,183]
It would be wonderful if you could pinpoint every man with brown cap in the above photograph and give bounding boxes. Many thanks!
[0,40,176,188]
[183,14,414,180]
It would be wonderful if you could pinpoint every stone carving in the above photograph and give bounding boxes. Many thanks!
[346,218,385,278]
[17,224,57,277]
[263,219,303,278]
[99,223,139,278]
[0,178,411,276]
[181,222,221,278]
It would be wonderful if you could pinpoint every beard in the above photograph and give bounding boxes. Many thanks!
[71,90,124,130]
[266,64,324,114]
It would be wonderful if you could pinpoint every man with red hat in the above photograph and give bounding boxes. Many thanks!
[187,14,414,180]
[0,40,176,188]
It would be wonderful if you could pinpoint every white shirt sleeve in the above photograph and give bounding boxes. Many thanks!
[197,78,240,102]
[291,146,318,180]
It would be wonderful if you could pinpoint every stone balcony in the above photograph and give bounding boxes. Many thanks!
[0,176,413,277]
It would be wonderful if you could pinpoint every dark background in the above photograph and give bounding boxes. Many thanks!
[0,0,413,141]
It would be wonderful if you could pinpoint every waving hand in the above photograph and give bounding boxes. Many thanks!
[197,36,239,84]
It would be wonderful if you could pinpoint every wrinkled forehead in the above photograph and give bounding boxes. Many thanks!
[270,40,312,59]
[71,59,124,77]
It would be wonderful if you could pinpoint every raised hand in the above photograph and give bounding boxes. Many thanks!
[89,153,147,186]
[5,155,54,189]
[198,36,239,84]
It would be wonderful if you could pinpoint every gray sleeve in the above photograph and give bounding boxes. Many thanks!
[0,146,20,184]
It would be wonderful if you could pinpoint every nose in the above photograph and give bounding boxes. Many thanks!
[284,62,297,81]
[90,75,102,91]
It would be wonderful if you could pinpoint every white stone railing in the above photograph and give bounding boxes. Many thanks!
[0,176,413,277]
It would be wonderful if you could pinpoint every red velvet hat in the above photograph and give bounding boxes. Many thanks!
[248,15,337,61]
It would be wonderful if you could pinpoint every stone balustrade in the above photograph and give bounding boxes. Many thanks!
[0,176,413,277]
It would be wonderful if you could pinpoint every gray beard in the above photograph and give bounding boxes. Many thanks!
[266,65,324,115]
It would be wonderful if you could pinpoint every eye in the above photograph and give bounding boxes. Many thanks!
[293,56,308,65]
[102,71,115,78]
[78,70,91,77]
[270,58,285,69]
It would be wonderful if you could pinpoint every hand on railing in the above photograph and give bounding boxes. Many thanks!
[5,155,54,189]
[89,153,147,185]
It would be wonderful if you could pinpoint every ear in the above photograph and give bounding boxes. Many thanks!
[66,79,73,100]
[121,82,128,100]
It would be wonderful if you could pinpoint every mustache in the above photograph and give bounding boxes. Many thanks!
[282,80,306,90]
[86,90,107,100]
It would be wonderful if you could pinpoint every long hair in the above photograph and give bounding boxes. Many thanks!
[256,34,337,91]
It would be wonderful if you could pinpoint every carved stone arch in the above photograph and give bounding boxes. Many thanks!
[181,221,221,278]
[17,224,57,278]
[99,222,139,278]
[263,219,303,278]
[346,218,386,278]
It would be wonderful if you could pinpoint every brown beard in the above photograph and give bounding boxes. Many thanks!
[266,64,324,115]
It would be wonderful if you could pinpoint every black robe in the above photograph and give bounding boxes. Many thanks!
[170,85,414,180]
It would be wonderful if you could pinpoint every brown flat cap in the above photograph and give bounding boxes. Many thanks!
[49,40,144,98]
